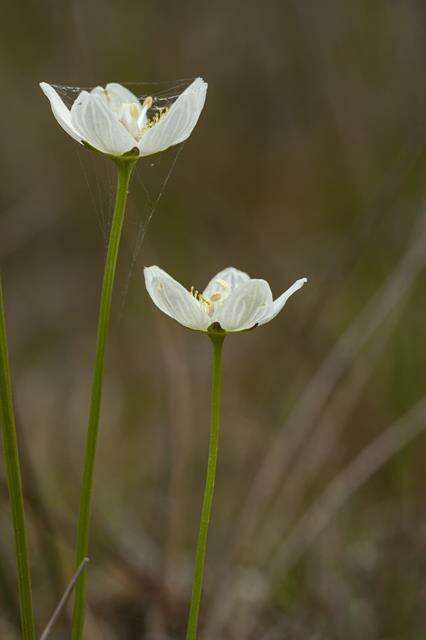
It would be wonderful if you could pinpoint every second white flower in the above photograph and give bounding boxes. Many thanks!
[144,266,307,333]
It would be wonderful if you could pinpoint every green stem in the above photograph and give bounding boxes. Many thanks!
[186,333,225,640]
[71,158,135,640]
[0,276,36,640]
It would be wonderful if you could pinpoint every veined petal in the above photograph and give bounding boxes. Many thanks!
[70,91,137,156]
[258,278,308,326]
[139,77,207,157]
[144,266,211,331]
[105,83,140,103]
[214,279,273,332]
[39,82,82,144]
[203,267,250,299]
[96,83,141,112]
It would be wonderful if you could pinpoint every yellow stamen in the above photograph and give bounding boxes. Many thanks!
[143,96,153,109]
[190,286,214,315]
[141,104,170,132]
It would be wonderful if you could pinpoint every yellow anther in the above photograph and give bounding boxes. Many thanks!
[142,105,169,132]
[143,96,153,109]
[211,293,222,302]
[130,103,139,118]
[190,286,214,314]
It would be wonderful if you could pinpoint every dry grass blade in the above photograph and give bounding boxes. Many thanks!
[40,558,90,640]
[233,212,426,553]
[268,395,426,581]
[259,308,403,565]
[206,211,426,639]
[235,395,426,640]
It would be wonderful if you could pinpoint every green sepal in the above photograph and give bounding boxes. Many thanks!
[122,147,140,159]
[241,322,259,333]
[206,321,259,337]
[81,140,140,164]
[207,322,227,341]
[81,140,103,155]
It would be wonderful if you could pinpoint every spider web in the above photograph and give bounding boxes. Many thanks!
[51,78,194,111]
[52,79,197,317]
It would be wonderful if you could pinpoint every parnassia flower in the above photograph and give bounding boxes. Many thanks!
[144,266,307,333]
[39,78,207,158]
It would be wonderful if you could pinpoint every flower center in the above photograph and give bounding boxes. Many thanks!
[114,96,151,139]
[189,279,231,317]
[114,95,169,141]
[190,287,214,316]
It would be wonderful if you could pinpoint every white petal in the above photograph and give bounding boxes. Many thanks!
[139,77,207,157]
[90,86,108,101]
[258,278,308,326]
[203,267,250,299]
[70,91,137,156]
[91,82,141,113]
[214,279,273,332]
[105,82,140,104]
[144,266,211,331]
[90,84,140,112]
[39,82,82,144]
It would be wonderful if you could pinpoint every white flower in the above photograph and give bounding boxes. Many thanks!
[144,266,307,333]
[39,78,207,158]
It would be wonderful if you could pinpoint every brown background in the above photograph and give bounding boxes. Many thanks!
[0,1,426,638]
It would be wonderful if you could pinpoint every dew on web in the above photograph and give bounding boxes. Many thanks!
[118,140,186,321]
[49,79,197,314]
[73,145,119,248]
[50,78,195,113]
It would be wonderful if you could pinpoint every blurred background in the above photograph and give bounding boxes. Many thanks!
[1,1,426,638]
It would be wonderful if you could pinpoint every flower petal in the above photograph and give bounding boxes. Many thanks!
[70,91,137,156]
[203,267,250,299]
[39,82,82,144]
[214,279,273,332]
[258,278,308,326]
[144,266,211,331]
[105,82,140,104]
[90,83,140,112]
[139,77,207,157]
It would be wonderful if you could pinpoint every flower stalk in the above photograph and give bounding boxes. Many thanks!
[0,276,36,640]
[186,331,225,640]
[71,158,135,640]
